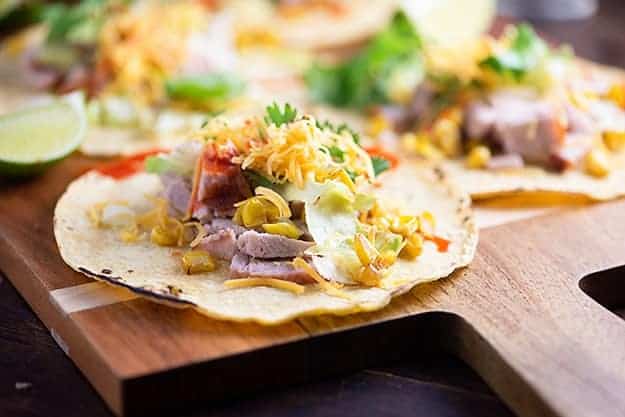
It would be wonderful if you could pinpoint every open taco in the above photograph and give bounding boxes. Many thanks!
[0,0,310,156]
[54,104,477,324]
[308,22,625,201]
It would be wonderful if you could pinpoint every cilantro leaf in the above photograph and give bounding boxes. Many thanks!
[243,170,276,189]
[264,102,298,126]
[478,24,549,82]
[165,73,245,103]
[306,11,423,109]
[321,145,345,163]
[316,119,360,144]
[371,156,391,177]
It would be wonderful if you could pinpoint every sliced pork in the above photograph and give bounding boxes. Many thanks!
[198,229,237,260]
[229,253,316,285]
[189,144,252,221]
[161,173,192,216]
[236,230,314,259]
[486,154,524,170]
[462,91,597,171]
[204,218,248,236]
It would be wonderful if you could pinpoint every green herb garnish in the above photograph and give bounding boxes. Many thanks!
[316,119,361,144]
[243,169,276,189]
[371,156,391,177]
[264,102,298,126]
[478,24,549,82]
[306,11,423,109]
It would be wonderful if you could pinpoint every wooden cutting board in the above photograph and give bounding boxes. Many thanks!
[1,155,625,417]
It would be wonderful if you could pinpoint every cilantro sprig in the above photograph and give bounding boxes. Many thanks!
[316,119,361,144]
[479,24,549,82]
[306,11,423,109]
[264,102,298,127]
[371,157,391,177]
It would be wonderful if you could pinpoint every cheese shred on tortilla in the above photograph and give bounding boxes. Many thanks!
[224,278,305,294]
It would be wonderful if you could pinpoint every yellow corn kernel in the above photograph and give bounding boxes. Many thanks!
[357,264,383,286]
[262,222,302,239]
[606,84,625,108]
[584,149,611,178]
[240,198,269,228]
[367,114,389,138]
[432,118,461,157]
[466,145,491,169]
[354,233,378,266]
[603,131,625,152]
[376,250,397,269]
[402,132,443,160]
[151,224,179,246]
[181,250,216,275]
[390,215,419,237]
[400,233,423,260]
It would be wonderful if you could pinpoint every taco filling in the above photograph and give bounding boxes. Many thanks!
[368,24,625,179]
[54,103,476,322]
[88,103,450,290]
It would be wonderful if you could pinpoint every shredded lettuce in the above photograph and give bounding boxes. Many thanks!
[306,11,424,108]
[165,73,246,103]
[145,141,201,177]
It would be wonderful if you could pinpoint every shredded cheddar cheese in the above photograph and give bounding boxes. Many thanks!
[292,257,351,299]
[224,278,305,295]
[98,1,208,103]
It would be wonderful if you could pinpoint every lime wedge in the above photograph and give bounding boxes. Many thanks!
[0,92,87,177]
[401,0,496,46]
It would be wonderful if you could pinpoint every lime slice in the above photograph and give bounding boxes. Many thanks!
[0,92,87,177]
[401,0,496,46]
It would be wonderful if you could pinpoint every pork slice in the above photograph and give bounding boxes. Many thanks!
[464,100,496,139]
[494,99,565,167]
[204,218,248,236]
[161,173,192,216]
[486,154,524,170]
[190,144,252,220]
[566,104,596,134]
[198,229,237,260]
[237,230,314,259]
[550,132,593,171]
[229,252,315,285]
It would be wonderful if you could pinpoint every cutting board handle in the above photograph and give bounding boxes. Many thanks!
[444,270,625,417]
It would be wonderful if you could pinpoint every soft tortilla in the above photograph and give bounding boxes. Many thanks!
[54,164,477,324]
[442,152,625,201]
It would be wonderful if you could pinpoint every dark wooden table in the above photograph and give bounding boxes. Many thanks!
[2,2,625,416]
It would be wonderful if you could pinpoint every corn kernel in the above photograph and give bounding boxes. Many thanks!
[376,250,397,269]
[603,131,625,152]
[262,222,302,239]
[432,118,461,157]
[354,233,378,266]
[606,84,625,108]
[585,149,611,178]
[466,145,491,169]
[151,224,179,246]
[400,234,423,260]
[242,200,267,227]
[181,250,216,275]
[357,264,383,286]
[367,114,389,138]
